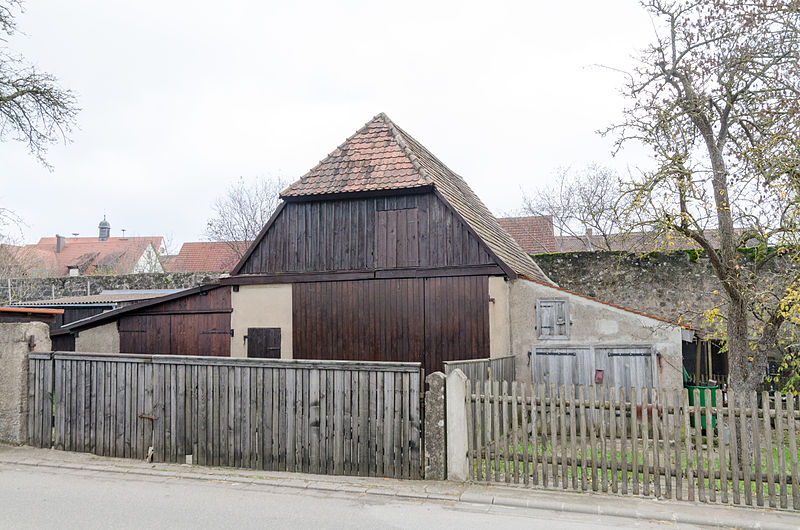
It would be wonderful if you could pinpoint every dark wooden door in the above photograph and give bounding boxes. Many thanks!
[247,327,281,358]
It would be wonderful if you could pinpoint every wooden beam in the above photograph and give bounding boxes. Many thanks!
[139,308,233,316]
[225,264,506,285]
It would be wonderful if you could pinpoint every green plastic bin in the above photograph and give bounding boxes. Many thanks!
[686,384,718,429]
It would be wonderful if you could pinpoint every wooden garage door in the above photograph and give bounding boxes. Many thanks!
[292,276,488,374]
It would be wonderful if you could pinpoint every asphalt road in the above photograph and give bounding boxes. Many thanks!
[0,463,693,529]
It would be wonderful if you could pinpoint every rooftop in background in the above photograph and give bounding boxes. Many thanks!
[496,216,556,254]
[494,215,738,254]
[16,289,186,306]
[5,235,166,277]
[165,242,248,273]
[277,113,551,283]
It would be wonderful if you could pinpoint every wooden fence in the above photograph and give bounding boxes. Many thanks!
[466,381,800,511]
[28,352,422,479]
[444,356,515,387]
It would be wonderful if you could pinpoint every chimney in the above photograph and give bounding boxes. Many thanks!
[56,234,66,253]
[98,216,111,242]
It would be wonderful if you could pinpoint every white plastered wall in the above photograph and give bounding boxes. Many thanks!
[230,284,292,358]
[508,278,684,391]
[488,276,511,358]
[75,322,120,353]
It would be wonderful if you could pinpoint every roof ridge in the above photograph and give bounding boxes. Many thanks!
[375,113,434,186]
[281,113,431,197]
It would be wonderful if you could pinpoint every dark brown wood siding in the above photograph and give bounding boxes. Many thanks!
[239,192,495,275]
[292,276,488,374]
[117,287,231,356]
[423,276,490,373]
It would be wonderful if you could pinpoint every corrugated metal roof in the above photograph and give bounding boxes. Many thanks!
[17,289,184,306]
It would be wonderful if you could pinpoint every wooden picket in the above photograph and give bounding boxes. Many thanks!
[466,382,800,511]
[28,352,422,479]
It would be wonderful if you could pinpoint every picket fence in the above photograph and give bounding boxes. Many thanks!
[28,352,422,479]
[443,356,515,387]
[466,381,800,510]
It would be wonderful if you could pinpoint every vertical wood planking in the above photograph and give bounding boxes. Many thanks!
[727,390,740,505]
[741,391,753,506]
[775,392,787,509]
[589,385,597,492]
[578,385,587,492]
[609,387,618,494]
[752,391,763,506]
[692,388,703,502]
[762,391,775,508]
[787,394,799,510]
[715,389,726,504]
[651,389,661,499]
[503,381,511,483]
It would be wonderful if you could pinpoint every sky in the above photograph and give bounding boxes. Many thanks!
[0,1,656,250]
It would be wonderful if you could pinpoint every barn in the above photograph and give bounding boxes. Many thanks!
[62,114,686,390]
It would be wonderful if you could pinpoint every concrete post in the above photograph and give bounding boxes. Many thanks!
[424,372,446,480]
[446,369,469,481]
[0,322,51,444]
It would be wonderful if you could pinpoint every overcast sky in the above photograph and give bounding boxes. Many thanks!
[1,0,656,249]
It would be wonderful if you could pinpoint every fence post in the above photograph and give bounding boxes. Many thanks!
[424,372,446,480]
[0,322,50,445]
[446,369,469,481]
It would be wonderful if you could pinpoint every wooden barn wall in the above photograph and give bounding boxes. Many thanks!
[239,192,496,275]
[292,276,489,374]
[118,287,231,356]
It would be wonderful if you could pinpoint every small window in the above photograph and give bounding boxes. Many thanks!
[537,299,569,339]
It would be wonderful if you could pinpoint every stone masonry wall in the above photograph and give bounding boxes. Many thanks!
[0,322,51,444]
[534,251,724,332]
[0,272,223,306]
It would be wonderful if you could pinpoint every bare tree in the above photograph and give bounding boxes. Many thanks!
[522,164,626,250]
[607,0,800,393]
[1,0,78,167]
[205,176,287,258]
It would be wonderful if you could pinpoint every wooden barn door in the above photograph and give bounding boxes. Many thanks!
[247,328,281,358]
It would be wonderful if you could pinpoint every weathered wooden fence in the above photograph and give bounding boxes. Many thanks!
[466,381,800,511]
[28,352,422,479]
[444,356,515,387]
[27,352,54,448]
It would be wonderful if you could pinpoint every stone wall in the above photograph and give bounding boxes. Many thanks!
[534,251,724,332]
[1,272,223,306]
[0,322,51,444]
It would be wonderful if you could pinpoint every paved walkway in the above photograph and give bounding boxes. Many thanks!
[2,444,798,529]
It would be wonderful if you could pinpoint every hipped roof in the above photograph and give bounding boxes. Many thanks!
[280,113,551,283]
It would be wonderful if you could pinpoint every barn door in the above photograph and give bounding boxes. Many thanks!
[247,327,281,358]
[595,346,654,389]
[531,347,591,394]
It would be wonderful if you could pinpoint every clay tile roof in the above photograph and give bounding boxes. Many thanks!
[281,114,552,284]
[18,237,164,277]
[167,242,248,273]
[497,216,557,254]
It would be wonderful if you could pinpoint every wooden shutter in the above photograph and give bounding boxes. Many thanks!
[537,299,569,339]
[247,327,281,359]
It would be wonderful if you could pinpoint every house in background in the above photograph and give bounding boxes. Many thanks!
[59,114,687,391]
[496,214,746,254]
[164,241,248,273]
[496,215,556,254]
[7,217,166,277]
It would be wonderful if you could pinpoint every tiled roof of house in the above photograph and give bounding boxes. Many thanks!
[497,216,557,253]
[166,242,247,273]
[281,114,552,283]
[10,236,164,277]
